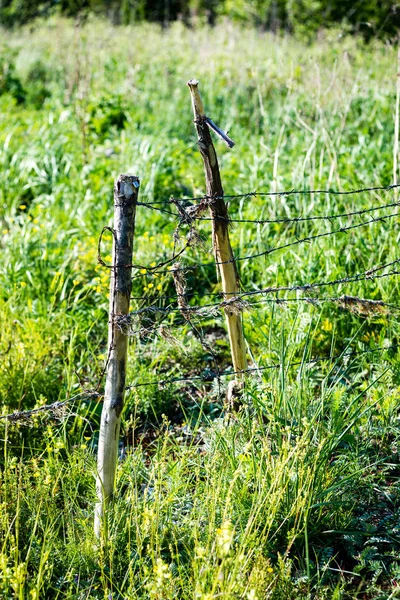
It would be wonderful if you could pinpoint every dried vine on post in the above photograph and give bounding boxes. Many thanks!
[187,79,248,400]
[94,174,140,539]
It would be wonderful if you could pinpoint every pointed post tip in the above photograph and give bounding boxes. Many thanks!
[187,79,205,118]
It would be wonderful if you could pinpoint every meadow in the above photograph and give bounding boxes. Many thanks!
[1,17,400,599]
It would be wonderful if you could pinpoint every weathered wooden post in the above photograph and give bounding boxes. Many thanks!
[187,79,248,392]
[94,174,139,539]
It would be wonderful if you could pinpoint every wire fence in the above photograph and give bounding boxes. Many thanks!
[0,344,397,424]
[2,182,400,425]
[139,182,400,205]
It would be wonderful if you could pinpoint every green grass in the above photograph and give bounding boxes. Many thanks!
[1,17,400,599]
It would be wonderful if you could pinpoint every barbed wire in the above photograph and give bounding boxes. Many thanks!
[125,343,399,390]
[127,211,398,279]
[165,211,399,273]
[6,184,400,428]
[223,211,398,266]
[228,259,400,302]
[0,391,102,423]
[139,198,400,226]
[123,301,397,344]
[125,295,400,340]
[128,258,400,318]
[196,200,400,225]
[2,342,397,424]
[139,182,400,206]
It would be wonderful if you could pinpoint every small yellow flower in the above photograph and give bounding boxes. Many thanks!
[19,204,27,210]
[80,444,87,450]
[20,281,27,288]
[216,520,234,557]
[322,319,333,332]
[157,284,162,291]
[140,268,147,274]
[148,283,154,289]
[73,279,79,286]
[149,236,155,241]
[150,261,156,268]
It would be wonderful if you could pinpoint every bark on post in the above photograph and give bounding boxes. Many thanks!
[187,79,248,383]
[94,174,139,539]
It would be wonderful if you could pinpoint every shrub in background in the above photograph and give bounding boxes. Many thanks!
[1,0,400,41]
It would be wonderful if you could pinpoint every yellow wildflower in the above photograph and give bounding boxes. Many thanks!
[216,521,234,557]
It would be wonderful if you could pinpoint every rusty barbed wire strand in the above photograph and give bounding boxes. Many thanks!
[2,343,398,423]
[130,287,400,306]
[128,258,400,318]
[138,198,400,226]
[194,201,400,225]
[157,211,399,273]
[139,183,400,206]
[126,295,400,338]
[228,211,398,265]
[124,343,399,390]
[0,391,102,423]
[128,211,398,280]
[226,259,400,301]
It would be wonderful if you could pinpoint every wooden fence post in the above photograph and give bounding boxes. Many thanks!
[94,174,139,539]
[187,79,248,390]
